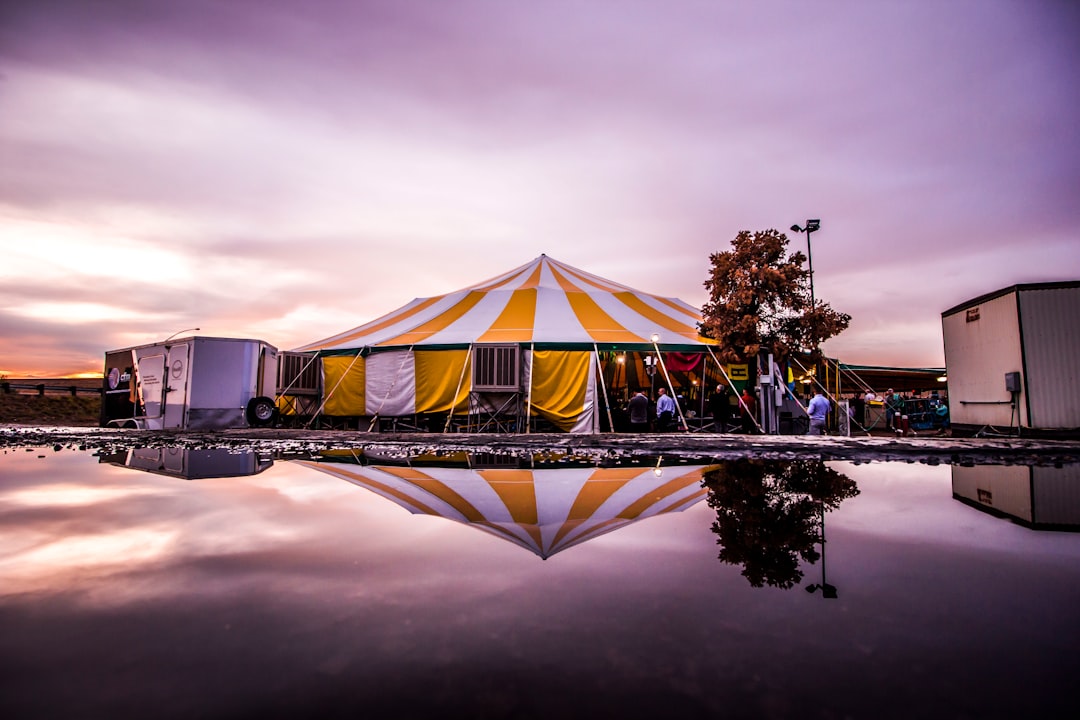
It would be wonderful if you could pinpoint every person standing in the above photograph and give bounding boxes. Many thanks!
[655,387,676,432]
[709,384,731,432]
[850,391,866,428]
[885,388,904,431]
[807,389,831,435]
[627,390,650,432]
[739,388,757,434]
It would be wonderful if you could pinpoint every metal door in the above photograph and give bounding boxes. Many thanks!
[163,343,190,429]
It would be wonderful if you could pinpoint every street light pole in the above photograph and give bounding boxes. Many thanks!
[789,219,820,308]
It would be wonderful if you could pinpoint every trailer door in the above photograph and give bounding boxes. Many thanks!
[163,343,191,429]
[134,352,165,423]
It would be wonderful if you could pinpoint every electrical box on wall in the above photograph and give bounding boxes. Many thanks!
[1005,372,1022,393]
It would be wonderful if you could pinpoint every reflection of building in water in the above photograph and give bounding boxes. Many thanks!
[952,464,1080,530]
[298,455,708,558]
[100,447,274,479]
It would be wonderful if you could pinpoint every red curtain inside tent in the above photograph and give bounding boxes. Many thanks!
[662,353,703,372]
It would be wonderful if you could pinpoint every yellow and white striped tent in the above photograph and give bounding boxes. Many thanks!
[293,255,719,432]
[297,458,710,559]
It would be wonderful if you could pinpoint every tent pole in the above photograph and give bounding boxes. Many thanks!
[525,343,534,434]
[444,344,471,433]
[594,344,614,434]
[307,350,363,429]
[705,346,764,434]
[652,341,688,432]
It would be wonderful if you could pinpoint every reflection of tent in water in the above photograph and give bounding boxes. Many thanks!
[952,464,1080,531]
[100,447,274,479]
[298,457,709,558]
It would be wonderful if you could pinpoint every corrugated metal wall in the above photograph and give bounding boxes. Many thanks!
[942,291,1024,428]
[1018,287,1080,429]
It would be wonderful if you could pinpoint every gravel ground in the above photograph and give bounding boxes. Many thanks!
[4,424,1080,466]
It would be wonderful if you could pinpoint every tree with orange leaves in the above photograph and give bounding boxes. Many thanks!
[701,228,850,365]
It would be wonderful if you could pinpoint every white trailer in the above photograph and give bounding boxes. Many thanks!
[101,336,279,430]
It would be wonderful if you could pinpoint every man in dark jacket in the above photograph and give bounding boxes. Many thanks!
[627,391,650,432]
[709,384,731,432]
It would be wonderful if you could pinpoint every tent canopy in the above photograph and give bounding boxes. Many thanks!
[297,254,715,353]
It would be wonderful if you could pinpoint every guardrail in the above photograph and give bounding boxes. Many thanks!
[0,382,103,397]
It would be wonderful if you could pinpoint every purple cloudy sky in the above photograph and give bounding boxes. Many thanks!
[2,0,1078,376]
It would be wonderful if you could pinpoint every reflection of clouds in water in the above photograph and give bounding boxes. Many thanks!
[242,470,358,504]
[1,527,177,580]
[0,460,341,602]
[3,483,169,507]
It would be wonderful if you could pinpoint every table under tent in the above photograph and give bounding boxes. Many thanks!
[277,255,751,433]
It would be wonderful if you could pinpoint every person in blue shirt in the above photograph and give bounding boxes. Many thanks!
[655,387,677,432]
[806,390,831,436]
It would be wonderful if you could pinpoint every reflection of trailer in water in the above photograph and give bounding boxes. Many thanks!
[101,336,280,430]
[99,447,274,479]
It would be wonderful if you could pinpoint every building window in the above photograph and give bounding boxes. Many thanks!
[473,345,520,391]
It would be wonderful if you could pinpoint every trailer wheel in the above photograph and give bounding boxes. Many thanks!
[247,397,278,427]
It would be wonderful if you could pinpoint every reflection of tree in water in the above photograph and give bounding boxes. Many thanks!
[702,460,859,589]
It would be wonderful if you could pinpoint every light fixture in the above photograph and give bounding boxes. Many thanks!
[650,333,661,343]
[937,375,947,382]
[163,327,200,343]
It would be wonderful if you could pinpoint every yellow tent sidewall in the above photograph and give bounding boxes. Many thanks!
[530,349,591,432]
[415,349,471,414]
[322,355,366,415]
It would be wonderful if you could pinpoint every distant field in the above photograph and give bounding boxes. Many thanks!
[0,379,102,425]
[1,377,103,384]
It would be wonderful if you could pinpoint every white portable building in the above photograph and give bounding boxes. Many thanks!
[940,281,1080,436]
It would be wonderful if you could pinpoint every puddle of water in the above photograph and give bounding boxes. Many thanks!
[1,444,1077,719]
